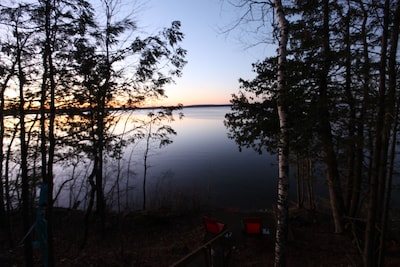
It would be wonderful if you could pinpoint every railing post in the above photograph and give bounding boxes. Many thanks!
[171,229,231,267]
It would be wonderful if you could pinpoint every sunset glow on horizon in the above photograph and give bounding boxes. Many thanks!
[137,0,276,107]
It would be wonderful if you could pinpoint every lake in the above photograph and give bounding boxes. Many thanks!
[52,106,398,211]
[53,106,280,211]
[137,106,280,210]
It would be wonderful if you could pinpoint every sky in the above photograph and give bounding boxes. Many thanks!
[133,0,277,106]
[3,0,276,107]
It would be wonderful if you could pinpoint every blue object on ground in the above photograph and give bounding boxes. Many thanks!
[262,228,270,235]
[36,183,49,267]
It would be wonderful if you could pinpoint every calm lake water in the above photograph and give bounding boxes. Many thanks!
[52,106,399,211]
[53,106,279,211]
[139,106,279,210]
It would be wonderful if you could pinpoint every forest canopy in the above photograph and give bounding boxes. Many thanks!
[224,0,400,266]
[0,0,186,266]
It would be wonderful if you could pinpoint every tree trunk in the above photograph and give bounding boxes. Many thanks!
[306,159,315,210]
[0,41,16,240]
[274,1,289,266]
[81,170,96,249]
[17,22,34,267]
[319,0,345,234]
[0,84,4,230]
[295,155,303,208]
[349,0,370,218]
[46,12,56,267]
[377,1,400,265]
[343,0,356,213]
[378,105,398,266]
[40,1,57,265]
[363,0,392,265]
[143,122,152,210]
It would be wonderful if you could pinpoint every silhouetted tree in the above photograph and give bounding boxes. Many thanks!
[0,5,18,248]
[134,109,178,210]
[29,0,97,264]
[226,1,400,265]
[319,0,346,233]
[0,3,36,265]
[363,0,400,265]
[1,0,187,264]
[71,0,186,245]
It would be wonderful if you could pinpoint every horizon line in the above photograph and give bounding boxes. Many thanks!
[139,103,232,109]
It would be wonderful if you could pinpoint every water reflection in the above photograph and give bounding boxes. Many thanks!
[126,106,278,210]
[51,106,279,210]
[7,106,398,211]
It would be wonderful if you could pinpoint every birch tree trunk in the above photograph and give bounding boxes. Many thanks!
[274,0,289,266]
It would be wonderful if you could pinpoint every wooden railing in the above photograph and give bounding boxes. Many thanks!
[171,229,232,267]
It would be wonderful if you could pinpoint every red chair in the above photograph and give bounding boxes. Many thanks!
[243,217,262,234]
[201,216,231,264]
[203,216,226,235]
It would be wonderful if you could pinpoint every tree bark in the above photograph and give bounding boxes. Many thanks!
[349,0,370,218]
[377,1,400,265]
[318,0,345,234]
[16,20,34,266]
[363,0,393,265]
[343,0,356,213]
[274,1,289,266]
[0,35,16,242]
[40,1,57,265]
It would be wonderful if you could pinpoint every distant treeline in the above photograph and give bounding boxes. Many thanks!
[3,104,232,116]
